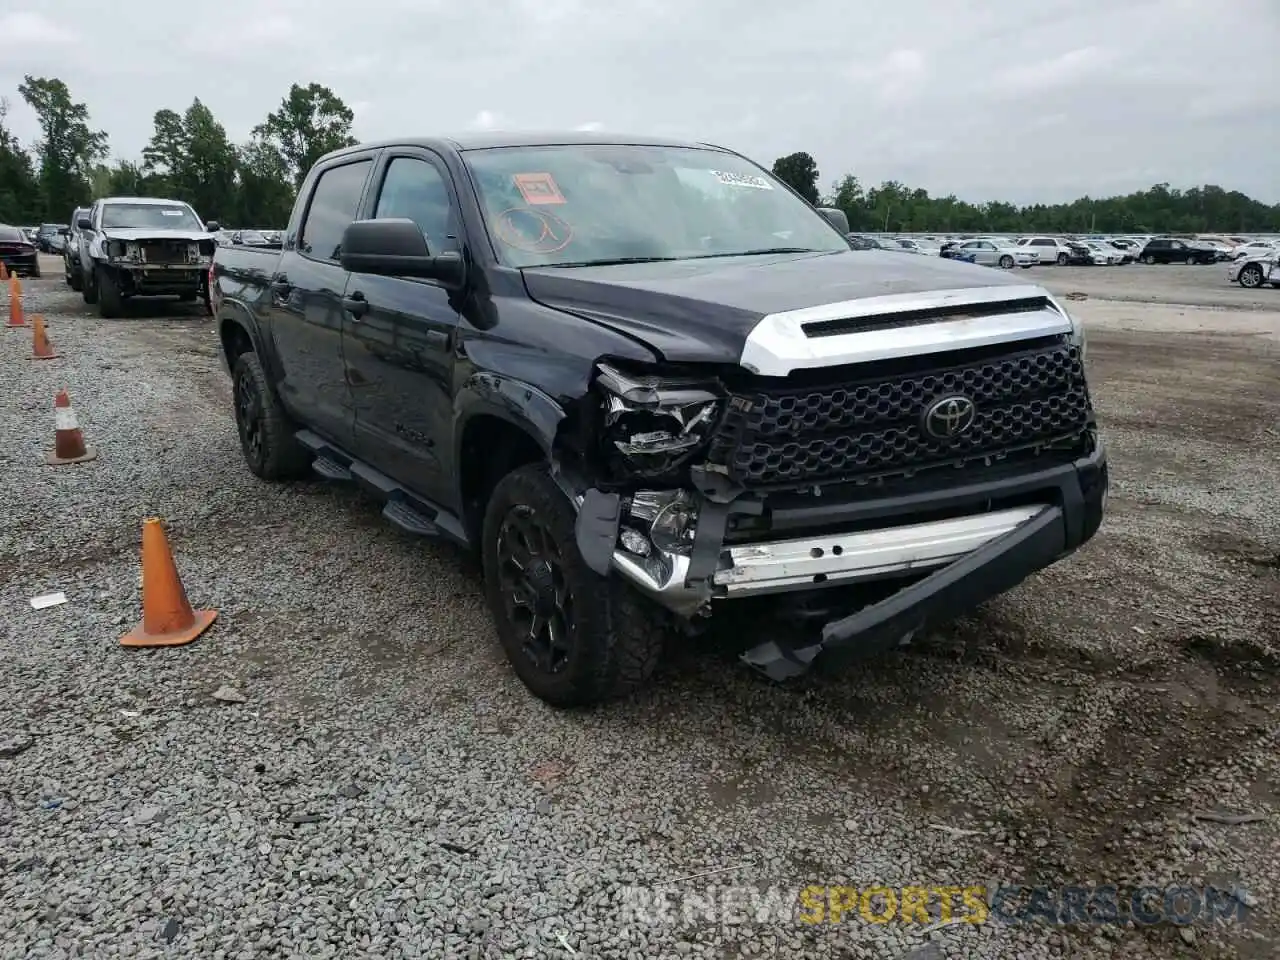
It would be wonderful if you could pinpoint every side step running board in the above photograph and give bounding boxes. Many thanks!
[293,429,469,547]
[383,500,438,536]
[312,455,352,481]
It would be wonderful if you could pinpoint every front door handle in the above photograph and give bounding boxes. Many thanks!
[342,292,369,319]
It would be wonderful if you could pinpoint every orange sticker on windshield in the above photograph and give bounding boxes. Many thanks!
[513,172,566,205]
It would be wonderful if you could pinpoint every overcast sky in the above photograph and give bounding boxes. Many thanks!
[1,0,1277,205]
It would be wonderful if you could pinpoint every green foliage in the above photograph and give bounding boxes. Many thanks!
[17,76,108,219]
[772,152,821,205]
[818,174,1280,235]
[252,83,357,189]
[0,98,41,223]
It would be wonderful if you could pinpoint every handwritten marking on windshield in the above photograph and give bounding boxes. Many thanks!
[495,207,574,254]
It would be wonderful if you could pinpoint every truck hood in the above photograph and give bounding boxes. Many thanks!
[99,228,214,242]
[521,250,1030,364]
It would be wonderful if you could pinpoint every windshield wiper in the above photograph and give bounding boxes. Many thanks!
[687,247,825,259]
[542,256,681,268]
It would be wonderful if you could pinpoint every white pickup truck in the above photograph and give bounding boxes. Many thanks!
[76,196,221,317]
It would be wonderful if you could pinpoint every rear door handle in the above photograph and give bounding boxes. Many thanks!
[342,292,369,319]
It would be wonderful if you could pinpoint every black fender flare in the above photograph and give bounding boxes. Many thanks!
[452,371,565,463]
[215,301,277,379]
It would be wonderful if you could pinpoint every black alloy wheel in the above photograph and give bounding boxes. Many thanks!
[234,362,266,471]
[495,504,575,675]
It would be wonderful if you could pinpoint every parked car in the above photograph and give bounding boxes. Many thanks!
[1193,239,1233,261]
[846,234,876,250]
[1229,251,1280,289]
[1081,241,1123,265]
[209,132,1105,706]
[938,241,978,263]
[75,196,219,317]
[63,207,90,287]
[1138,237,1218,265]
[33,222,64,252]
[0,223,40,277]
[954,238,1038,269]
[893,238,941,256]
[1017,236,1076,265]
[1229,239,1279,261]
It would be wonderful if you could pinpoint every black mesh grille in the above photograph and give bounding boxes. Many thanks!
[708,336,1091,489]
[141,242,185,264]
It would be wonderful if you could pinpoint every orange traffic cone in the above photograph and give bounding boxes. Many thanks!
[31,315,58,359]
[6,277,25,327]
[47,389,97,465]
[120,518,217,648]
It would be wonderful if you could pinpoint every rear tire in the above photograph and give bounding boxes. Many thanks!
[231,351,313,481]
[482,464,664,707]
[1143,254,1156,265]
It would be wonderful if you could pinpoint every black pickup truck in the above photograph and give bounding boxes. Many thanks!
[211,133,1107,707]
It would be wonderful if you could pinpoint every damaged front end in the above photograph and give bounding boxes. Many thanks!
[567,332,1108,683]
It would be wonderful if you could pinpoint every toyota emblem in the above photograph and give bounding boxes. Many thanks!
[922,395,977,439]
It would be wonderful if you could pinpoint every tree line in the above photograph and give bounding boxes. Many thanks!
[771,152,1280,236]
[1,78,1276,234]
[0,76,355,228]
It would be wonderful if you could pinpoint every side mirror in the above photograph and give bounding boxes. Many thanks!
[340,218,465,285]
[816,207,850,234]
[76,217,92,231]
[205,220,221,233]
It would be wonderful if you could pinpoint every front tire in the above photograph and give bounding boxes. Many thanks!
[1238,264,1264,288]
[482,464,663,707]
[231,351,312,481]
[96,266,122,318]
[999,255,1014,269]
[1185,255,1197,266]
[1056,252,1069,266]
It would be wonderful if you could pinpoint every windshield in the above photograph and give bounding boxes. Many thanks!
[101,203,203,231]
[462,143,849,268]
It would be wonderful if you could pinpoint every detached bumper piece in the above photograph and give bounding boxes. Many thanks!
[740,505,1065,681]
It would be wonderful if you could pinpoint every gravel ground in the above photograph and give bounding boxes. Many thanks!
[1,255,1277,960]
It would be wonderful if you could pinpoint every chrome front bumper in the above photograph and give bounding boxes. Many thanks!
[611,504,1049,616]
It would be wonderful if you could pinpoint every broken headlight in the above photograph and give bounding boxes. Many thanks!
[594,361,723,480]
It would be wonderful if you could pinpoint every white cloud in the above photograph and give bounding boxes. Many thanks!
[574,121,604,132]
[0,11,78,46]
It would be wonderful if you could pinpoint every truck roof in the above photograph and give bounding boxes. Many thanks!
[319,131,726,164]
[97,196,193,206]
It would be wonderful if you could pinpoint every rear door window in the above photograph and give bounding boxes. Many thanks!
[299,160,373,261]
